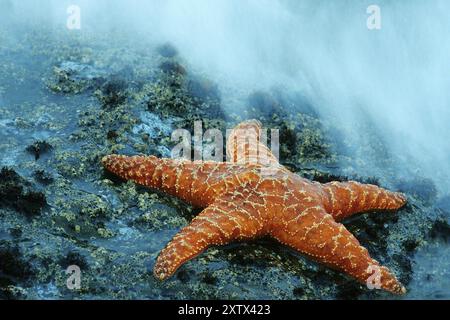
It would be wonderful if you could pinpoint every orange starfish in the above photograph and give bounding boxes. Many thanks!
[102,120,407,294]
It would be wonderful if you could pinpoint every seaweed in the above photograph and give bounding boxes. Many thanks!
[58,251,89,270]
[26,140,53,160]
[159,61,186,76]
[33,169,54,185]
[98,77,128,108]
[0,167,47,217]
[429,219,450,243]
[0,241,35,299]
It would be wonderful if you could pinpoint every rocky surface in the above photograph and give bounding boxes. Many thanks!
[0,26,448,300]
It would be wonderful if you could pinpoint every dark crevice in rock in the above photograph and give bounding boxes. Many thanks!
[0,167,47,217]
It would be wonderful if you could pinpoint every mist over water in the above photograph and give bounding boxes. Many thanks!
[3,0,450,192]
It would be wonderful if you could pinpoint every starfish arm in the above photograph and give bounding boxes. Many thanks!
[227,120,280,166]
[320,181,407,221]
[102,154,251,207]
[271,206,406,294]
[154,194,266,280]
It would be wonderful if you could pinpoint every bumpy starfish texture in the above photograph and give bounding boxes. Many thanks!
[102,120,407,294]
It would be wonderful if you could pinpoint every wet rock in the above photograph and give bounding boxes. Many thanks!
[277,117,332,166]
[403,239,420,254]
[277,122,298,163]
[47,61,107,94]
[435,195,450,213]
[15,191,46,217]
[292,287,305,297]
[0,241,34,281]
[0,119,18,136]
[408,241,450,299]
[392,254,412,285]
[33,169,54,185]
[106,130,119,141]
[127,111,175,157]
[157,43,178,58]
[297,128,331,162]
[97,77,128,108]
[248,90,317,119]
[26,140,53,160]
[244,91,339,168]
[187,77,221,104]
[395,177,437,205]
[59,251,89,270]
[159,61,186,76]
[307,170,380,186]
[132,112,173,140]
[9,227,22,239]
[176,269,191,283]
[147,66,223,121]
[51,193,114,240]
[248,91,285,118]
[345,215,390,258]
[117,65,135,82]
[201,273,217,286]
[0,249,30,299]
[357,177,381,186]
[131,205,187,232]
[308,171,348,184]
[0,167,47,217]
[335,282,365,300]
[429,219,450,242]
